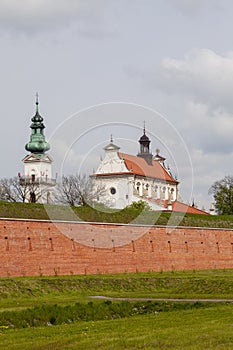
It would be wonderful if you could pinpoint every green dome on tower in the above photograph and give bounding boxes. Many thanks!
[25,95,50,154]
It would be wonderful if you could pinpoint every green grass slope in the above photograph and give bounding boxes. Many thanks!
[0,201,233,228]
[0,270,232,349]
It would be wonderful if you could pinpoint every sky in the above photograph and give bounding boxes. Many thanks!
[0,0,233,211]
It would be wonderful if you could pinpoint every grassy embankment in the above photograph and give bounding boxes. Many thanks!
[0,270,232,349]
[0,202,233,348]
[0,200,233,228]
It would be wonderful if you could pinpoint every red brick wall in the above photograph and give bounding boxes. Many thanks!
[0,218,232,277]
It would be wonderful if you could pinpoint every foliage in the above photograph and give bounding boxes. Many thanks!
[0,300,214,329]
[127,200,152,211]
[209,176,233,215]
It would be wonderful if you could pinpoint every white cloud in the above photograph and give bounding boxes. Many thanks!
[159,49,233,110]
[182,101,233,153]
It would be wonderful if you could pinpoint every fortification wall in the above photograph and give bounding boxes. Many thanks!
[0,218,232,277]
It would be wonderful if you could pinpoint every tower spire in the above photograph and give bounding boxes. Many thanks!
[35,92,39,113]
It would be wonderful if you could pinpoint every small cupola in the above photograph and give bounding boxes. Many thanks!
[137,123,153,165]
[103,135,120,153]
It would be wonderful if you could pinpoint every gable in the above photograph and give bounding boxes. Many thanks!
[22,153,53,164]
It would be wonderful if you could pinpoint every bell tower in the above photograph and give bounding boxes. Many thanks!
[20,95,56,203]
[137,122,153,165]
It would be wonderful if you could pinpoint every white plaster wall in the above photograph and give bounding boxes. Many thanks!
[93,175,134,209]
[24,160,52,180]
[96,151,129,174]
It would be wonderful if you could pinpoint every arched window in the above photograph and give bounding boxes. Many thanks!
[170,188,174,200]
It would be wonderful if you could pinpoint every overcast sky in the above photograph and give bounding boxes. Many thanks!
[1,0,233,210]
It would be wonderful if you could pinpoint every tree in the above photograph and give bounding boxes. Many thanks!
[0,177,43,203]
[56,174,106,207]
[127,200,152,211]
[209,176,233,215]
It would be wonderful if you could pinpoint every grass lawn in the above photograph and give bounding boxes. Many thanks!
[0,269,233,310]
[0,200,233,228]
[0,270,232,349]
[0,304,233,349]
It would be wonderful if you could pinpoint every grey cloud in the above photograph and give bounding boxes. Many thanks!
[168,0,220,16]
[0,0,105,33]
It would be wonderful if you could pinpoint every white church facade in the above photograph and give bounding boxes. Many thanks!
[91,129,208,214]
[91,129,180,211]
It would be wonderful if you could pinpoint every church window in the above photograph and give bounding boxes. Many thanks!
[136,182,141,192]
[170,188,174,200]
[110,187,116,195]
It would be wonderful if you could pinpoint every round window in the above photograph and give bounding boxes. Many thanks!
[110,187,116,195]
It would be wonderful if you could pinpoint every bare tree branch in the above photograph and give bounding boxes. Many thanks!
[0,177,46,203]
[56,174,106,207]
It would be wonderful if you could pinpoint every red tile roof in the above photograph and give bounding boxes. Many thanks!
[149,199,209,215]
[119,153,178,183]
[172,201,209,215]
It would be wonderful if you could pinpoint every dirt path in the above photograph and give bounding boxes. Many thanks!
[90,296,233,303]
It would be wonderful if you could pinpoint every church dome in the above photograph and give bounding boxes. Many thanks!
[25,95,50,154]
[139,133,150,142]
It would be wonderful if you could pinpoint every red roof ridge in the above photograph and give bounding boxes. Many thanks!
[119,152,178,183]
